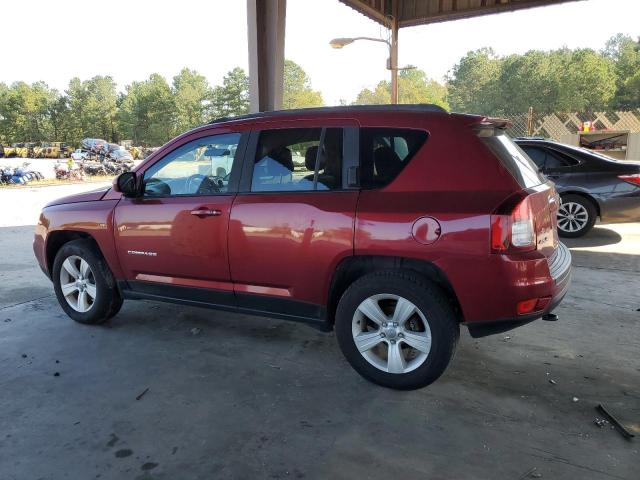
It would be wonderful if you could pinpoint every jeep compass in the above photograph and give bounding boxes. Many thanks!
[34,105,571,390]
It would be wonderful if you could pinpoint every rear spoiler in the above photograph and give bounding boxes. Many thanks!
[474,117,512,137]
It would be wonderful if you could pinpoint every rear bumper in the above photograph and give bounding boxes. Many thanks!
[463,242,572,338]
[465,274,570,338]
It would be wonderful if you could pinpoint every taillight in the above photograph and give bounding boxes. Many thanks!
[491,195,536,253]
[618,174,640,186]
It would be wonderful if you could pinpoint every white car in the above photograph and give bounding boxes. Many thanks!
[71,149,88,161]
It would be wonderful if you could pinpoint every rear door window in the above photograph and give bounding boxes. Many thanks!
[360,128,428,188]
[251,128,343,192]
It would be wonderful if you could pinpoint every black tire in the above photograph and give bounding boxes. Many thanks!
[335,270,459,390]
[557,194,597,238]
[52,239,123,324]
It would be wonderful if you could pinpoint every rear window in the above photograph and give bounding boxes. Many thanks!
[481,134,544,188]
[360,128,428,189]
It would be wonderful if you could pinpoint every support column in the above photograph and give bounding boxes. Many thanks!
[247,0,287,113]
[390,0,399,104]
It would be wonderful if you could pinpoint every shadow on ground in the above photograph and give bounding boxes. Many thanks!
[563,227,623,249]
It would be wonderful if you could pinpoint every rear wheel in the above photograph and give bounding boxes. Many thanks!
[52,239,123,324]
[335,271,459,390]
[557,194,597,238]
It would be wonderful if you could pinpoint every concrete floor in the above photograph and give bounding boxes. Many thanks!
[0,185,638,480]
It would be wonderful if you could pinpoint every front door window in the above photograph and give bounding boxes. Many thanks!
[143,133,241,196]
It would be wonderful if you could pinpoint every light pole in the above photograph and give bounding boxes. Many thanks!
[330,18,412,104]
[330,36,399,104]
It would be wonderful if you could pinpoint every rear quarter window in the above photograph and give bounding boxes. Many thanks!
[481,134,545,188]
[360,128,428,189]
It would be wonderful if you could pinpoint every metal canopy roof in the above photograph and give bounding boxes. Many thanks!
[339,0,582,28]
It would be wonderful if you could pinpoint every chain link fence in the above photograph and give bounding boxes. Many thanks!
[502,109,640,140]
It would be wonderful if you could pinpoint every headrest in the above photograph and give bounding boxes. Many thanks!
[267,147,293,172]
[305,146,326,171]
[374,145,403,180]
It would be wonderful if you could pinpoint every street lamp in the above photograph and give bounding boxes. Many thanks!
[329,37,387,49]
[330,35,414,104]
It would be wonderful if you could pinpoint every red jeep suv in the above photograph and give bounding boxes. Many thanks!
[34,105,571,390]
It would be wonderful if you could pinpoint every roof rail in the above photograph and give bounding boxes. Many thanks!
[207,104,448,125]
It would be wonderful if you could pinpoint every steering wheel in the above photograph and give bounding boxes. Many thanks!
[209,175,225,187]
[186,174,221,194]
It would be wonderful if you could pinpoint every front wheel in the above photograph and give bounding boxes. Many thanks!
[335,271,459,390]
[52,239,123,324]
[557,194,597,238]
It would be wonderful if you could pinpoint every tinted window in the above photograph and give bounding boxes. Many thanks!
[522,146,546,169]
[143,133,240,196]
[521,145,579,170]
[482,134,544,188]
[251,128,343,192]
[360,128,428,189]
[545,150,578,169]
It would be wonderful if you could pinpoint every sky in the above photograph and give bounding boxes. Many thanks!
[0,0,638,105]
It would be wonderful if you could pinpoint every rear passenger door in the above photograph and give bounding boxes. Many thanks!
[228,121,359,321]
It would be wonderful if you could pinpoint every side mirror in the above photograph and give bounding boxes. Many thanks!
[113,171,139,197]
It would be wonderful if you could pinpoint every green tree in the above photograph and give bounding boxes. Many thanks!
[446,48,502,114]
[118,74,175,145]
[283,60,323,109]
[0,83,8,143]
[211,67,250,119]
[604,34,640,109]
[353,82,390,105]
[353,69,448,109]
[560,48,616,111]
[0,81,59,142]
[173,68,212,132]
[447,47,616,114]
[497,50,561,114]
[65,76,118,143]
[48,94,69,142]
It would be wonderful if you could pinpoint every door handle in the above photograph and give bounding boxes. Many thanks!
[190,208,222,217]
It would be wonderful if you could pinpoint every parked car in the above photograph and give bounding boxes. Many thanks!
[71,149,89,161]
[33,105,571,390]
[514,137,640,237]
[109,147,133,163]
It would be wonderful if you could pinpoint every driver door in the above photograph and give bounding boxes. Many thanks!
[114,132,246,303]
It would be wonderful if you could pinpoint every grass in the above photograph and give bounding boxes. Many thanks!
[0,175,115,188]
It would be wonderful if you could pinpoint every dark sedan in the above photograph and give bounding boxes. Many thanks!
[514,138,640,237]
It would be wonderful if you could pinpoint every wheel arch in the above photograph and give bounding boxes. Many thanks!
[326,255,464,326]
[46,230,101,274]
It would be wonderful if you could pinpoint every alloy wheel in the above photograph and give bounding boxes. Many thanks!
[59,255,97,313]
[557,201,589,233]
[352,294,432,374]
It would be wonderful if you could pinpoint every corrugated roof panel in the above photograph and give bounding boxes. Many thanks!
[339,0,583,27]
